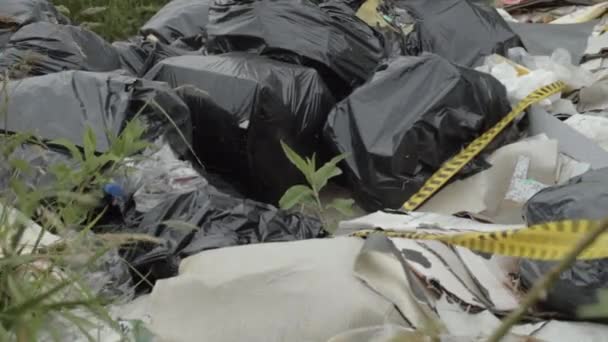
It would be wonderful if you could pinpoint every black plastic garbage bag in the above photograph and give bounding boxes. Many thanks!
[520,168,608,317]
[146,52,336,203]
[0,0,68,48]
[116,186,325,290]
[519,258,608,317]
[324,54,515,211]
[207,0,384,98]
[113,38,151,76]
[141,0,211,45]
[0,0,66,26]
[509,21,596,65]
[338,0,365,11]
[113,36,202,77]
[0,22,122,78]
[0,71,192,155]
[403,0,523,67]
[524,167,608,224]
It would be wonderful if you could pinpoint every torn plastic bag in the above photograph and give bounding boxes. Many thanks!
[140,0,210,45]
[0,71,192,155]
[116,186,325,289]
[75,242,135,302]
[207,0,384,98]
[0,22,122,78]
[508,47,594,92]
[324,54,516,211]
[520,168,608,317]
[403,0,523,67]
[146,52,336,203]
[113,36,202,77]
[119,144,209,213]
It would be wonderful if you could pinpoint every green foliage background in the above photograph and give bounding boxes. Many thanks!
[52,0,169,41]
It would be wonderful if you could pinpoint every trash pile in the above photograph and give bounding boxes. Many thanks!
[3,0,608,340]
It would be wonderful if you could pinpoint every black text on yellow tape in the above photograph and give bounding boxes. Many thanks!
[402,81,566,212]
[352,219,608,260]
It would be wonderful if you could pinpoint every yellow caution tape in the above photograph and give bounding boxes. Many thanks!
[402,81,566,212]
[351,220,608,260]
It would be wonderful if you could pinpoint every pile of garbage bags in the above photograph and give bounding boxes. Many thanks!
[206,0,385,98]
[146,52,336,202]
[0,0,69,47]
[4,0,608,340]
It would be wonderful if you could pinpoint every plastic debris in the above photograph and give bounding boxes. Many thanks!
[478,47,594,105]
[121,144,208,213]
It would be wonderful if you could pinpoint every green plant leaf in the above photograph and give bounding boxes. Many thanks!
[59,310,96,342]
[129,319,156,342]
[79,6,107,17]
[162,220,201,232]
[326,198,355,217]
[9,158,30,174]
[49,163,71,177]
[3,280,72,316]
[312,153,348,190]
[281,141,312,179]
[82,22,103,30]
[48,138,83,163]
[279,185,315,210]
[54,5,71,16]
[83,127,97,161]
